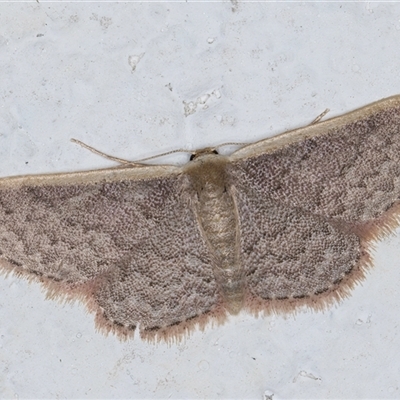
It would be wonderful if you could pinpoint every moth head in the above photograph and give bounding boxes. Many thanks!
[189,148,219,162]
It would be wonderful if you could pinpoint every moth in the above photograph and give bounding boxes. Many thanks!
[1,95,400,341]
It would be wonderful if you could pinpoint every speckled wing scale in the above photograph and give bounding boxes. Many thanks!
[228,95,400,312]
[1,95,400,341]
[0,168,224,341]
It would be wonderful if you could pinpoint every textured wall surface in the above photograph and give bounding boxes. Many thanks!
[1,3,400,399]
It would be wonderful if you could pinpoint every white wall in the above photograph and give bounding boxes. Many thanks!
[1,2,400,398]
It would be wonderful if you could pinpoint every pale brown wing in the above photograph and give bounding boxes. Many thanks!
[229,95,400,226]
[0,167,222,340]
[227,96,400,312]
[230,187,362,311]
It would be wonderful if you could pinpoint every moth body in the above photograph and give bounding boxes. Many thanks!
[2,95,400,340]
[184,151,244,314]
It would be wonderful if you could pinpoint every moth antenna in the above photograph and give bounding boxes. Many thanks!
[71,138,190,166]
[217,142,249,148]
[310,108,330,125]
[71,139,143,166]
[135,148,191,162]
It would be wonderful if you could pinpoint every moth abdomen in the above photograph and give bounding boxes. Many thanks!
[184,151,244,314]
